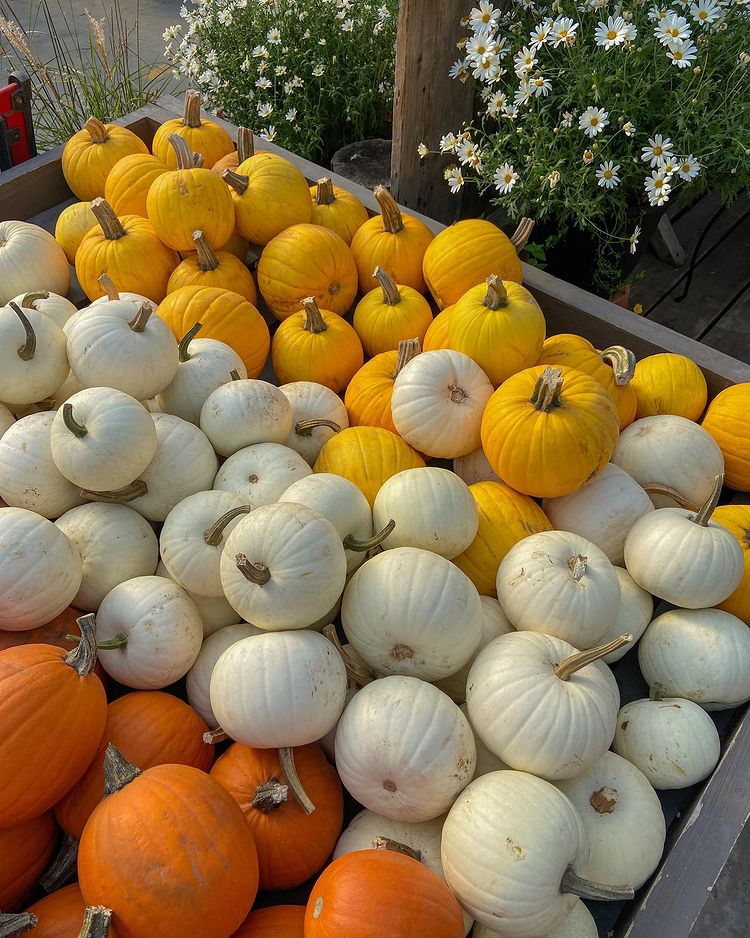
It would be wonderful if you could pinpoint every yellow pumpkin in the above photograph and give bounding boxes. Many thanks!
[452,480,553,596]
[352,266,432,357]
[344,338,421,434]
[713,505,750,623]
[146,135,235,253]
[54,201,97,264]
[211,126,259,175]
[536,333,637,429]
[61,117,148,201]
[151,90,234,170]
[630,353,708,421]
[271,297,364,393]
[257,224,359,321]
[702,384,750,491]
[350,186,434,294]
[447,276,546,386]
[309,177,369,245]
[221,230,250,263]
[422,218,525,310]
[75,198,180,302]
[422,306,454,351]
[104,153,168,218]
[223,152,312,246]
[167,230,258,304]
[314,425,425,506]
[156,285,270,378]
[481,364,620,498]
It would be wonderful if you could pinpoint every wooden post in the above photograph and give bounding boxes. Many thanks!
[391,0,475,223]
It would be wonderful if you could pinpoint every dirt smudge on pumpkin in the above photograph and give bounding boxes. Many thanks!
[505,837,524,860]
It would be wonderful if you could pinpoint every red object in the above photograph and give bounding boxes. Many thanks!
[0,73,36,170]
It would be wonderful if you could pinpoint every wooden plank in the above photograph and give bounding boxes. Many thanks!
[700,280,750,364]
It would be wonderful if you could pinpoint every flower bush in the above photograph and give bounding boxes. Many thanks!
[424,0,750,292]
[165,0,397,163]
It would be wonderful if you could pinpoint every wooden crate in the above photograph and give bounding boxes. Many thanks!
[3,96,749,938]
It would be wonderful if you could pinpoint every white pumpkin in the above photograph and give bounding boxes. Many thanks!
[597,567,653,663]
[334,676,476,821]
[372,467,478,559]
[436,597,515,703]
[441,770,631,937]
[341,546,483,681]
[0,404,14,438]
[0,507,82,630]
[624,475,743,608]
[10,290,77,330]
[155,329,247,425]
[612,415,723,508]
[318,675,359,762]
[160,490,251,597]
[185,623,263,727]
[639,607,750,710]
[95,575,203,688]
[200,378,292,456]
[220,501,347,630]
[50,387,157,492]
[156,559,239,636]
[90,276,153,308]
[459,703,509,776]
[473,899,597,938]
[66,301,178,400]
[210,629,348,747]
[279,380,349,465]
[124,413,219,522]
[555,751,665,890]
[54,503,159,611]
[391,349,494,458]
[543,463,654,566]
[278,472,374,574]
[213,442,312,507]
[0,412,85,518]
[467,631,623,780]
[496,530,621,649]
[0,302,69,407]
[51,371,86,408]
[452,447,500,486]
[0,220,70,303]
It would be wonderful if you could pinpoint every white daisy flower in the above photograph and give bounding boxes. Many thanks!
[218,8,233,25]
[486,62,508,83]
[312,64,325,77]
[260,125,277,142]
[341,18,354,31]
[275,65,287,76]
[486,91,508,116]
[624,22,638,41]
[595,15,629,48]
[583,148,595,164]
[677,154,701,180]
[318,38,326,45]
[548,170,561,189]
[449,57,471,80]
[292,75,304,87]
[561,110,575,128]
[439,132,460,153]
[417,143,429,159]
[267,26,282,44]
[457,138,482,166]
[163,25,180,40]
[648,3,669,18]
[257,102,273,118]
[596,160,621,188]
[529,22,552,50]
[473,53,499,80]
[667,38,697,66]
[514,81,533,106]
[551,17,579,46]
[579,106,610,136]
[661,155,680,175]
[690,0,723,23]
[252,44,268,58]
[255,76,272,89]
[285,108,298,122]
[641,133,674,166]
[514,46,537,76]
[655,13,691,44]
[530,74,553,95]
[503,103,519,119]
[630,225,642,254]
[470,1,501,30]
[445,166,465,193]
[645,170,672,205]
[494,162,520,193]
[467,31,495,60]
[623,120,636,136]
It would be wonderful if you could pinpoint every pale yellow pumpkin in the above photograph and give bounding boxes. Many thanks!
[54,201,97,265]
[352,266,432,357]
[309,177,369,245]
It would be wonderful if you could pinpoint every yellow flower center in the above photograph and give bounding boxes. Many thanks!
[591,117,599,126]
[482,12,491,22]
[653,146,663,155]
[655,179,664,188]
[674,50,683,58]
[699,10,707,18]
[604,170,613,179]
[608,29,618,39]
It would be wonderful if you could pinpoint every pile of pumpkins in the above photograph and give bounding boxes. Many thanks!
[0,90,749,938]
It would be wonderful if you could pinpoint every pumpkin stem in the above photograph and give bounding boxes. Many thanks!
[567,554,588,582]
[448,384,468,404]
[560,866,634,901]
[555,633,632,682]
[202,727,228,744]
[127,302,153,333]
[65,631,128,650]
[192,152,205,168]
[191,230,220,272]
[322,623,375,686]
[204,505,252,546]
[63,402,88,438]
[237,126,255,163]
[510,217,535,252]
[222,168,249,195]
[344,519,396,552]
[182,88,202,128]
[39,832,79,893]
[373,266,401,306]
[483,274,508,310]
[372,836,423,862]
[600,346,636,386]
[229,369,242,381]
[78,906,112,938]
[640,483,700,511]
[64,614,99,676]
[301,297,328,334]
[393,337,421,378]
[20,290,49,308]
[84,116,109,143]
[97,273,120,301]
[0,913,37,936]
[590,786,619,814]
[374,185,404,234]
[9,302,36,361]
[103,743,141,795]
[295,418,341,437]
[315,176,335,205]
[650,683,666,702]
[236,552,271,584]
[169,133,197,171]
[80,480,148,503]
[251,777,289,813]
[90,198,126,241]
[178,322,203,363]
[279,746,316,815]
[529,366,564,412]
[691,473,723,527]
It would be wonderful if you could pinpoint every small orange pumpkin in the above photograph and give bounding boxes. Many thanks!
[62,117,148,201]
[54,201,97,265]
[0,810,58,910]
[422,306,454,351]
[104,152,168,218]
[167,229,258,304]
[309,177,369,246]
[713,505,750,623]
[231,905,305,937]
[352,266,432,357]
[701,383,750,491]
[344,338,421,434]
[152,90,234,171]
[25,883,90,937]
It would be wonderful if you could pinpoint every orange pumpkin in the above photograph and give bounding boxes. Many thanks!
[713,505,750,623]
[156,286,270,378]
[344,338,420,434]
[152,90,234,171]
[25,883,90,938]
[304,849,464,937]
[104,152,168,218]
[0,811,57,910]
[702,383,750,491]
[309,177,369,246]
[62,118,148,201]
[271,297,363,393]
[350,186,434,294]
[422,218,524,309]
[78,747,259,938]
[422,306,454,351]
[231,906,305,937]
[0,614,107,828]
[167,230,258,304]
[352,266,432,357]
[56,691,215,840]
